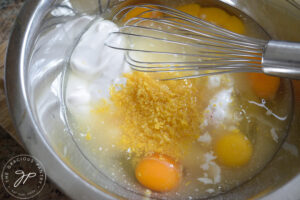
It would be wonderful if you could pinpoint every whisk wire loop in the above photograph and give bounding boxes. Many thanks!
[106,4,267,80]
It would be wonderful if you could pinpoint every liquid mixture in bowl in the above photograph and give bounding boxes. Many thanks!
[63,1,293,199]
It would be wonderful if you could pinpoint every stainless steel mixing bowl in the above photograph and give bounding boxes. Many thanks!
[5,0,300,199]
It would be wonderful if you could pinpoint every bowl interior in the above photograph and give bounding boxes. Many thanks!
[7,0,300,199]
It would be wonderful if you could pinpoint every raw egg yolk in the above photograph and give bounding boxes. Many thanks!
[198,7,231,27]
[198,7,245,34]
[222,15,246,35]
[123,5,163,22]
[176,4,246,35]
[248,73,280,100]
[135,153,181,192]
[214,130,253,167]
[176,3,202,17]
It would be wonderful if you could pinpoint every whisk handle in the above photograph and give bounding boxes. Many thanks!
[262,40,300,79]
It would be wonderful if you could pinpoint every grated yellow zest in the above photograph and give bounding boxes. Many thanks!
[85,132,92,141]
[96,72,206,159]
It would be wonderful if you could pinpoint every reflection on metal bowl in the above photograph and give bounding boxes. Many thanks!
[5,0,300,199]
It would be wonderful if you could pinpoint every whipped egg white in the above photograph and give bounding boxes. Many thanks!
[66,18,128,115]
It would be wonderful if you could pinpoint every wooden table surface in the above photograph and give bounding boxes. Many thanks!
[0,0,24,145]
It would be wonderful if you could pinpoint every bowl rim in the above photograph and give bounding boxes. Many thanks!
[4,1,300,200]
[4,0,118,199]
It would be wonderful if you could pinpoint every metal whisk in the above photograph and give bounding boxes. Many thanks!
[105,4,300,80]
